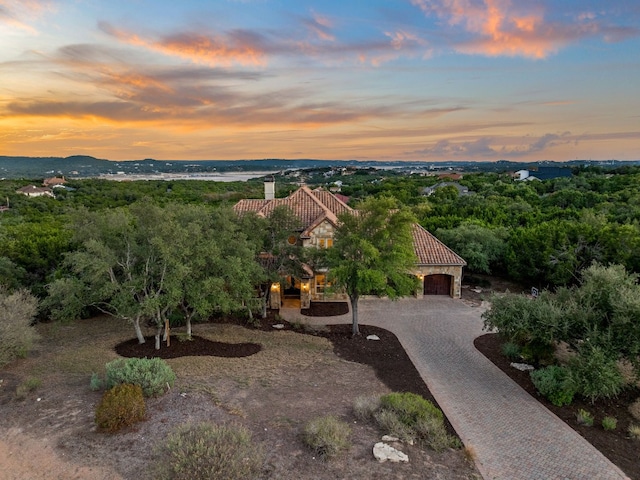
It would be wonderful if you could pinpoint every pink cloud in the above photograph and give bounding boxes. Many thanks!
[411,0,638,58]
[99,22,267,67]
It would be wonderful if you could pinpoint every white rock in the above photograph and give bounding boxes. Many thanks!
[366,335,380,341]
[272,324,285,329]
[381,435,400,442]
[471,288,483,293]
[373,442,408,463]
[510,362,534,371]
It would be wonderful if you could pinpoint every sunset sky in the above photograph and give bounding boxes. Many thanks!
[1,0,639,162]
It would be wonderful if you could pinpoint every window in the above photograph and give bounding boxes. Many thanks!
[318,238,333,249]
[287,235,297,245]
[315,274,331,294]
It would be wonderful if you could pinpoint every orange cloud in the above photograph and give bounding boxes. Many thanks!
[410,0,605,58]
[99,22,267,67]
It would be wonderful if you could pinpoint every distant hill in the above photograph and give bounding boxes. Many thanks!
[0,155,637,179]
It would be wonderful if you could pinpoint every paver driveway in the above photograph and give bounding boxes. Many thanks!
[282,297,629,480]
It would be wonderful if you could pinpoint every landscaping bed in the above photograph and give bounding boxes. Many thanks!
[475,333,640,480]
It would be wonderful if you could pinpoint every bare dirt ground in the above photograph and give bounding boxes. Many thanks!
[0,309,479,480]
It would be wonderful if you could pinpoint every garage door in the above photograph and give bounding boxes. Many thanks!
[424,274,452,295]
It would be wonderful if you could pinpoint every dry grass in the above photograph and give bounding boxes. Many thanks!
[628,398,640,422]
[168,324,335,386]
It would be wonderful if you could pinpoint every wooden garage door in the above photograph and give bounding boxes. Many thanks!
[424,274,451,295]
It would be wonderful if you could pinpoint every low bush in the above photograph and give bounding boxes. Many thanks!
[155,423,264,480]
[602,416,617,431]
[501,342,521,361]
[530,365,575,407]
[95,384,146,433]
[576,408,594,426]
[628,398,640,421]
[375,392,458,451]
[628,424,640,440]
[0,289,39,368]
[520,340,555,365]
[569,346,624,403]
[379,392,443,427]
[89,373,102,391]
[303,415,351,459]
[353,395,381,421]
[105,357,176,397]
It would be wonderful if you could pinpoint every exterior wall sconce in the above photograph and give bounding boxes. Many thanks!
[271,283,280,291]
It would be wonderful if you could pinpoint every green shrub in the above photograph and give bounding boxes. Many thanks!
[89,373,103,391]
[155,423,264,480]
[569,346,624,403]
[501,342,521,361]
[375,392,458,451]
[303,415,351,459]
[105,357,176,397]
[374,409,413,443]
[576,408,594,426]
[530,366,575,406]
[0,289,39,368]
[95,384,146,433]
[520,340,555,364]
[379,392,443,427]
[602,416,617,431]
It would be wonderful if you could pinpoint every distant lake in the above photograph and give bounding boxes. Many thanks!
[97,171,277,182]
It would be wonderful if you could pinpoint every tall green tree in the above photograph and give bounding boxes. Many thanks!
[47,201,261,348]
[326,196,419,335]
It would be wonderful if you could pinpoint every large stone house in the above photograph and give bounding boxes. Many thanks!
[233,178,466,309]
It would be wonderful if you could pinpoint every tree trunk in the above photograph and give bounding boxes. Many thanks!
[262,288,270,319]
[186,316,192,339]
[133,316,146,344]
[155,320,163,350]
[350,294,360,336]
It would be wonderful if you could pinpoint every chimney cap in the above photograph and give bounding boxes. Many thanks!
[264,175,275,183]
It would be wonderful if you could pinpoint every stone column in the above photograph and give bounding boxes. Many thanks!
[269,283,281,309]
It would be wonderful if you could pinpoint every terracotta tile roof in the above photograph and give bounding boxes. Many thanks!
[412,224,466,266]
[234,186,466,267]
[233,186,351,236]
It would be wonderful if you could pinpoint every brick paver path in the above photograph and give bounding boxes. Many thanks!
[281,297,629,480]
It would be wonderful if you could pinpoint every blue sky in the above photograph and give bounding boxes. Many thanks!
[1,0,639,161]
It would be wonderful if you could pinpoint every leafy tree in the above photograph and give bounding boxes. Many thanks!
[435,222,507,274]
[169,204,263,336]
[47,201,261,348]
[326,196,419,335]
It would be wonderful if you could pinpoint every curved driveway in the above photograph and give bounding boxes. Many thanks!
[282,297,629,480]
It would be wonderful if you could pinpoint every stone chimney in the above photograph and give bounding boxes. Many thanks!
[264,175,275,200]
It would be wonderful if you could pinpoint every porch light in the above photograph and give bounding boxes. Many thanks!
[301,282,310,292]
[270,283,280,291]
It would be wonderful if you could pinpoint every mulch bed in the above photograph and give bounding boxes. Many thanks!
[115,336,261,359]
[301,302,349,317]
[475,333,640,480]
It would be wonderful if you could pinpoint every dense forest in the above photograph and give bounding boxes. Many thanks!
[1,165,639,308]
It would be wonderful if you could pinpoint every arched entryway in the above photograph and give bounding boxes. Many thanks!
[424,274,452,296]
